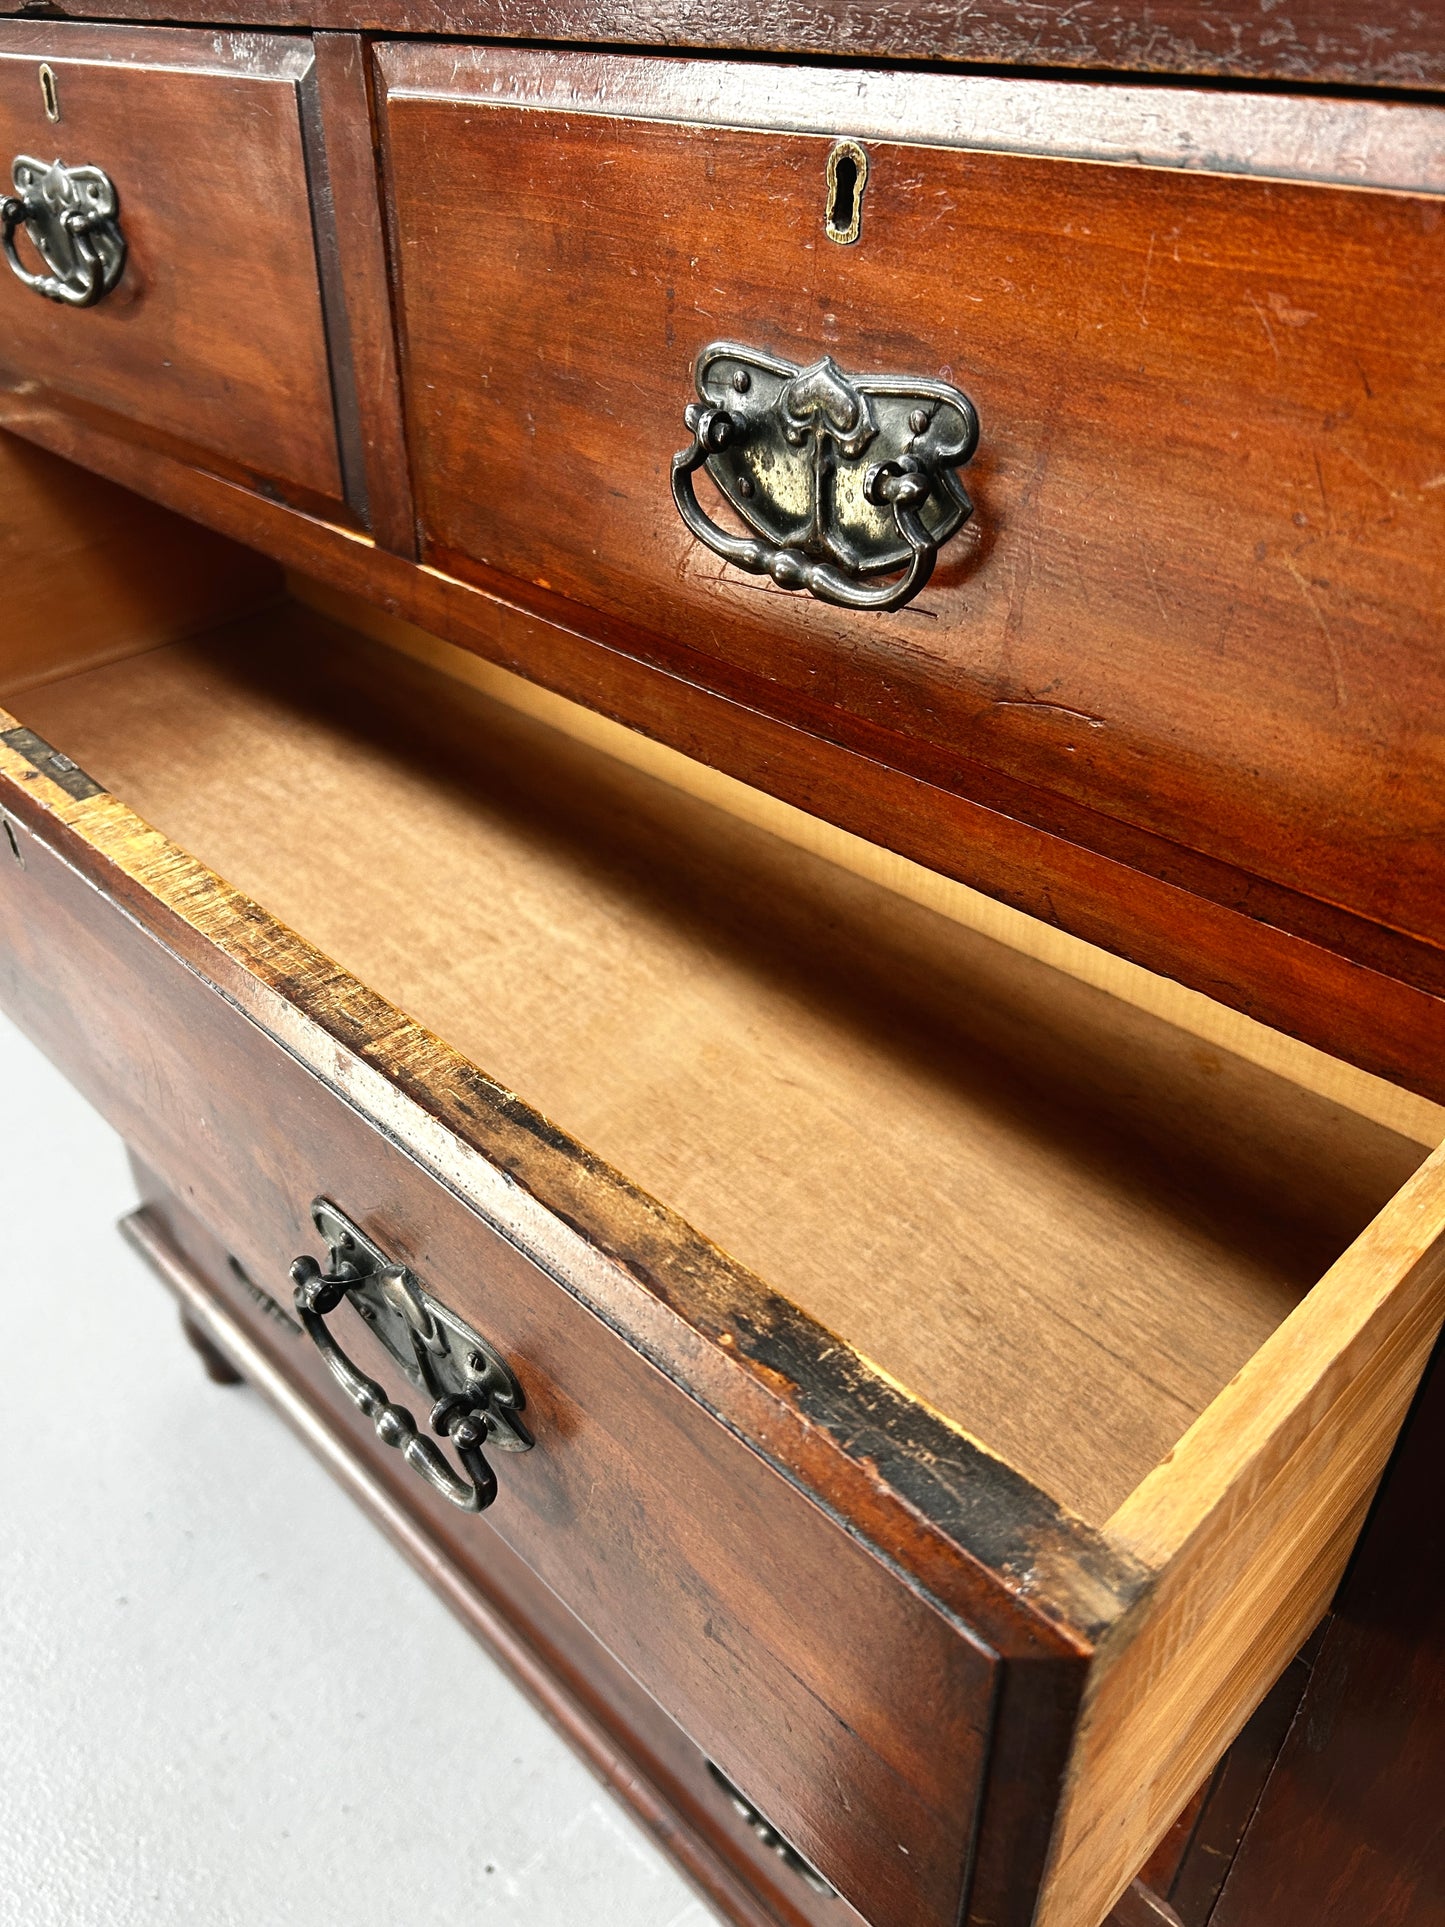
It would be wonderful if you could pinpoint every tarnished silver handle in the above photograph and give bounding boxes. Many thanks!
[671,341,978,614]
[289,1199,533,1514]
[3,154,126,308]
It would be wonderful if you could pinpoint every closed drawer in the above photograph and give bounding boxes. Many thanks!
[0,24,346,514]
[377,48,1445,959]
[4,583,1445,1927]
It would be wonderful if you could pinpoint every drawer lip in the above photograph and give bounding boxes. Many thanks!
[375,42,1445,198]
[0,18,316,82]
[31,0,1445,96]
[0,718,1145,1655]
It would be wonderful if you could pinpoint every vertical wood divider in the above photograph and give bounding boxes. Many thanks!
[311,31,417,557]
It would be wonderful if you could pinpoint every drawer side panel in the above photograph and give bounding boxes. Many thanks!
[1037,1137,1445,1927]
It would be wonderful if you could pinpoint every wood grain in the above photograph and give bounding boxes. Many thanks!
[17,0,1445,92]
[0,684,1142,1665]
[15,613,1426,1527]
[4,552,1444,1925]
[0,22,344,506]
[310,32,416,554]
[378,49,1445,198]
[1209,1339,1445,1927]
[293,571,1445,1152]
[0,745,1005,1927]
[380,49,1445,961]
[1104,1636,1317,1925]
[0,433,279,696]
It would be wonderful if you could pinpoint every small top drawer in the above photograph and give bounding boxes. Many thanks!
[377,47,1445,963]
[0,24,345,513]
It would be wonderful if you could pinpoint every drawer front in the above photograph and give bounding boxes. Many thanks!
[379,48,1445,957]
[0,24,344,510]
[0,774,996,1927]
[128,1161,867,1927]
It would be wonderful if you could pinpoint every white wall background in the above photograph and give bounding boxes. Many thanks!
[0,1009,716,1927]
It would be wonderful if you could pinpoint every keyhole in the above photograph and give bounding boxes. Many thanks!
[39,64,59,123]
[825,140,868,246]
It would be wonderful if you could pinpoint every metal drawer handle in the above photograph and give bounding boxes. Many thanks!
[672,341,978,613]
[3,155,126,307]
[291,1198,532,1513]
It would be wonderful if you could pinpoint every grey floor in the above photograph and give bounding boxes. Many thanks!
[0,1008,717,1927]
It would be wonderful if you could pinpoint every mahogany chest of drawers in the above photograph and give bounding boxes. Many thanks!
[2,6,1443,1923]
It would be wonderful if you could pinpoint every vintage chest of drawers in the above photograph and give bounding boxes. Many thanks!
[2,6,1444,1924]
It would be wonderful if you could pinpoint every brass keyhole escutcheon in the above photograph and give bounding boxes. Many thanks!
[825,139,868,246]
[39,65,59,124]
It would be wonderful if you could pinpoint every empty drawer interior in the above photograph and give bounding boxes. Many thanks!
[8,587,1432,1529]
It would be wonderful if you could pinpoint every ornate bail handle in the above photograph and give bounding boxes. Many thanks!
[291,1199,532,1513]
[671,342,979,613]
[2,155,126,307]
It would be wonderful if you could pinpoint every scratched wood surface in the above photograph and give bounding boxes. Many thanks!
[9,384,1445,1116]
[0,21,345,509]
[8,601,1445,1927]
[14,614,1425,1526]
[292,572,1445,1151]
[5,590,1445,1927]
[13,0,1445,90]
[379,48,1445,965]
[2,19,1444,1925]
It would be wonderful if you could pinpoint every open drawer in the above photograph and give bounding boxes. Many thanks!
[3,451,1444,1927]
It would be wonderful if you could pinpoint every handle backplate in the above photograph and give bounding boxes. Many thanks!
[672,342,978,612]
[291,1198,532,1512]
[3,154,126,307]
